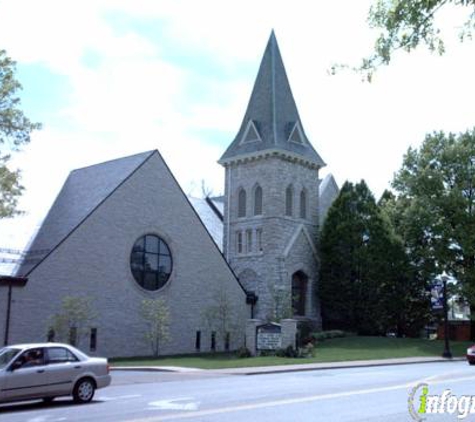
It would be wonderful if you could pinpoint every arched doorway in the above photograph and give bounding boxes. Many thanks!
[292,271,308,316]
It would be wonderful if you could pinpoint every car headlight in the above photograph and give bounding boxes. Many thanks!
[467,348,475,355]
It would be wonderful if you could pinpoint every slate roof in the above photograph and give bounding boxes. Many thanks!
[14,151,228,277]
[188,197,223,251]
[219,31,325,168]
[319,173,340,226]
[15,151,156,277]
[320,173,338,196]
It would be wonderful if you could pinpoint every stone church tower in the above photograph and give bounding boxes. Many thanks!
[219,32,326,327]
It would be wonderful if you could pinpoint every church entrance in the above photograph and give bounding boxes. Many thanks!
[291,271,308,316]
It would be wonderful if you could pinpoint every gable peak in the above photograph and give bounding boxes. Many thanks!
[240,120,262,144]
[287,121,305,145]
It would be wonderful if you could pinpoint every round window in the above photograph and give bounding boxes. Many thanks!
[130,234,173,291]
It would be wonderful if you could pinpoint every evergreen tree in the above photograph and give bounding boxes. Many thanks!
[320,180,427,335]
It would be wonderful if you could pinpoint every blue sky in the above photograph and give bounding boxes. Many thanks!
[1,0,475,255]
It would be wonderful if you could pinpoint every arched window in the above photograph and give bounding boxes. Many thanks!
[238,188,246,217]
[254,185,263,216]
[300,189,307,219]
[285,185,293,216]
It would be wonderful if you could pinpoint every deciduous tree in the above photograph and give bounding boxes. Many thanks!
[202,286,239,351]
[49,296,97,347]
[391,129,475,309]
[0,49,41,217]
[347,1,475,80]
[140,298,170,356]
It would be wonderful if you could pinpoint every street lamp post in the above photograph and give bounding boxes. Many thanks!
[0,276,28,346]
[441,274,452,359]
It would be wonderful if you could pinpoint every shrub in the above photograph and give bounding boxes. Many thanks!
[310,330,346,342]
[276,345,298,358]
[236,346,251,358]
[298,342,315,358]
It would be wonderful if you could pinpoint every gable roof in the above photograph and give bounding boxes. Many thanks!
[219,31,325,168]
[188,197,223,251]
[319,173,340,225]
[15,151,156,277]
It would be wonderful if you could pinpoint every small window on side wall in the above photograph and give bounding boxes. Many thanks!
[195,331,201,351]
[225,332,230,351]
[211,332,216,351]
[90,328,97,352]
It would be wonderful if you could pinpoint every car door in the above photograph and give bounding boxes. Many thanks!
[44,346,81,396]
[2,348,48,401]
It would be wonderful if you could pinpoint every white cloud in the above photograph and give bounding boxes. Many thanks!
[1,0,475,252]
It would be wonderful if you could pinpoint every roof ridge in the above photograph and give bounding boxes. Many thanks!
[71,150,156,173]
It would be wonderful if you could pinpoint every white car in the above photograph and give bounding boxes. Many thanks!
[0,342,111,404]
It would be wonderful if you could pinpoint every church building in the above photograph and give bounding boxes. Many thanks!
[0,32,337,357]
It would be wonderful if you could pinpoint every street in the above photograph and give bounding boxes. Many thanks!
[0,361,473,421]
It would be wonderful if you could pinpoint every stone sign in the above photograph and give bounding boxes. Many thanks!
[257,323,282,350]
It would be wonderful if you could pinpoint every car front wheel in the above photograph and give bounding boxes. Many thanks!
[73,378,95,403]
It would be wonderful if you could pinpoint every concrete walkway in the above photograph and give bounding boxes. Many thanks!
[112,356,465,376]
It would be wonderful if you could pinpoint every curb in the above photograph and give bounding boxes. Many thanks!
[223,357,466,376]
[110,357,466,376]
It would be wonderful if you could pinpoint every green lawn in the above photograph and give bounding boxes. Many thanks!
[110,336,472,370]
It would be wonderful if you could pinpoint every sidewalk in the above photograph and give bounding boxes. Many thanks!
[112,356,465,376]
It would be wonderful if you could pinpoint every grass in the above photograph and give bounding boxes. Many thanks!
[110,336,473,370]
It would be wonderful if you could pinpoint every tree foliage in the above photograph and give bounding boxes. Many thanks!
[354,1,475,80]
[319,180,428,336]
[140,298,170,356]
[0,49,41,217]
[49,296,97,347]
[391,129,475,307]
[268,284,293,322]
[202,286,239,351]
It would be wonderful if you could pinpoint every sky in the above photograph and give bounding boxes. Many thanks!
[1,0,475,255]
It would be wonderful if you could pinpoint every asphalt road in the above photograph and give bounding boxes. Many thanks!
[0,361,473,421]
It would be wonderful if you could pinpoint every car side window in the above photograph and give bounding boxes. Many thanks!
[46,347,79,364]
[16,348,45,368]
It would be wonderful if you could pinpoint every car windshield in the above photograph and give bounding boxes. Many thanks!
[0,347,21,369]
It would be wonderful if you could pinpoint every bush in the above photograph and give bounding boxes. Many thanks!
[310,330,347,342]
[236,346,251,358]
[275,345,298,358]
[298,342,315,358]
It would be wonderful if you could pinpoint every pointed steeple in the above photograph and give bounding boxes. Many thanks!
[219,31,325,168]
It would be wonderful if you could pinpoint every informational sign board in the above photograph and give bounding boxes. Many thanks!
[257,323,282,350]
